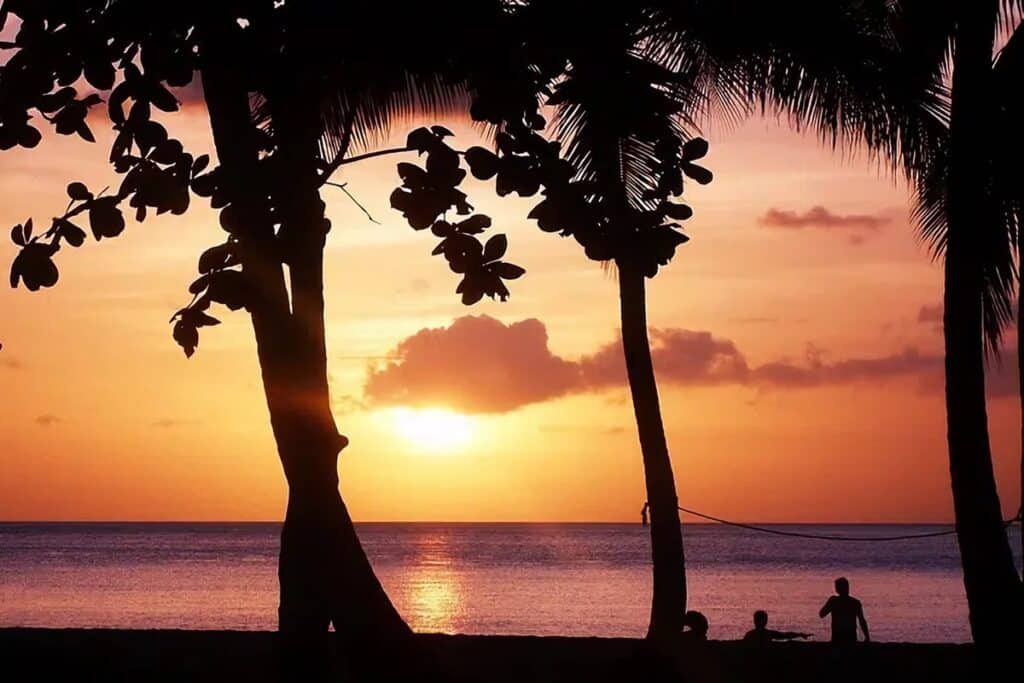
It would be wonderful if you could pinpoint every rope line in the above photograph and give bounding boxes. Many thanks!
[674,505,1021,542]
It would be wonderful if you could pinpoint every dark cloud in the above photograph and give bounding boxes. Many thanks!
[364,316,966,414]
[759,206,889,231]
[34,414,62,427]
[1,357,21,370]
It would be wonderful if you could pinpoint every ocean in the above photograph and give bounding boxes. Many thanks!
[1,523,1020,642]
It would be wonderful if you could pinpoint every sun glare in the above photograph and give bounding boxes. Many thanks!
[390,408,475,453]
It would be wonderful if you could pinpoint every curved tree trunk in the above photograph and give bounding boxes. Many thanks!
[945,0,1022,646]
[198,25,413,678]
[266,71,413,648]
[618,264,687,641]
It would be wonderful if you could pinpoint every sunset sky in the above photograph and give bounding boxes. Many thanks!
[1,99,1021,523]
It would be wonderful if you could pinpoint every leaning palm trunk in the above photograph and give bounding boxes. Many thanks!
[943,0,1022,646]
[618,264,687,640]
[198,33,411,675]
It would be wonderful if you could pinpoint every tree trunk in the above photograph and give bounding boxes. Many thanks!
[266,74,412,648]
[945,0,1023,646]
[198,22,413,677]
[618,264,687,641]
[1018,242,1024,581]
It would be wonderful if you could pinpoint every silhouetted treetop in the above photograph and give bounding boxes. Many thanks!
[390,1,712,291]
[3,0,528,355]
[3,1,201,303]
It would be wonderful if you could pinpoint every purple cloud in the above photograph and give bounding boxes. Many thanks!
[760,206,889,231]
[363,316,984,414]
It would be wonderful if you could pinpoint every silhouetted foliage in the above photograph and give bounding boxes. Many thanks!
[7,0,1018,658]
[1,1,219,352]
[1,0,527,661]
[389,126,525,305]
[389,2,713,640]
[391,45,712,299]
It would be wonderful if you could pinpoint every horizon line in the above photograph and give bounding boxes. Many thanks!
[0,519,960,526]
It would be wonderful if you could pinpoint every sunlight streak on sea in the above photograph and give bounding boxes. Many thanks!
[2,523,1020,642]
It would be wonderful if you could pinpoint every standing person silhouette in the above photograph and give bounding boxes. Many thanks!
[819,577,870,644]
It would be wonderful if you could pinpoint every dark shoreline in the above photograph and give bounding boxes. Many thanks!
[0,628,983,682]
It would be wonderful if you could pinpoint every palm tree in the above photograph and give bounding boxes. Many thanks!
[936,1,1023,643]
[646,0,1023,644]
[894,1,1024,644]
[382,2,704,641]
[458,2,714,641]
[990,10,1024,582]
[490,0,942,640]
[446,0,941,641]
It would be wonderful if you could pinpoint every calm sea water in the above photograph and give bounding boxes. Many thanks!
[1,523,1020,642]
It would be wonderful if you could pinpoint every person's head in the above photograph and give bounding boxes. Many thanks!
[835,577,850,596]
[753,610,768,629]
[683,610,709,639]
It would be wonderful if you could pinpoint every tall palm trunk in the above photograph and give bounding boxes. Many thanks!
[618,264,686,640]
[944,0,1022,646]
[1018,266,1023,580]
[198,25,411,675]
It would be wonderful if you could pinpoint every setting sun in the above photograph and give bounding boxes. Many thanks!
[389,408,475,452]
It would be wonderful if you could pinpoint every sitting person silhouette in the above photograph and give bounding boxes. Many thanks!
[743,610,811,646]
[819,577,870,644]
[680,610,709,642]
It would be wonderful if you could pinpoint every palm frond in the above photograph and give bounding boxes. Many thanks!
[252,0,516,168]
[912,4,1022,355]
[522,2,698,217]
[647,1,951,177]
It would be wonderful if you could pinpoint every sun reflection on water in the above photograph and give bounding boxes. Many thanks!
[402,533,463,634]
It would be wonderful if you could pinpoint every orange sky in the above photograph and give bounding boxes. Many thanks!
[1,104,1020,523]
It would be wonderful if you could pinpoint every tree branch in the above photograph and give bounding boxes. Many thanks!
[319,145,468,186]
[324,181,380,224]
[319,146,412,185]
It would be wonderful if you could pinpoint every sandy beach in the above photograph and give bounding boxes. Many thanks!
[0,629,982,682]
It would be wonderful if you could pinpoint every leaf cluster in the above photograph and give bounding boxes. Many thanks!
[390,127,525,305]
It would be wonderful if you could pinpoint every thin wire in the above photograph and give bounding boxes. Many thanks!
[675,505,1021,542]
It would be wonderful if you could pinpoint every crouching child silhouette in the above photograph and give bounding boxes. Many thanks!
[743,610,811,647]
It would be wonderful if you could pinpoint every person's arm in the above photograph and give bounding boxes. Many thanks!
[819,597,833,619]
[768,629,811,641]
[857,603,870,642]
